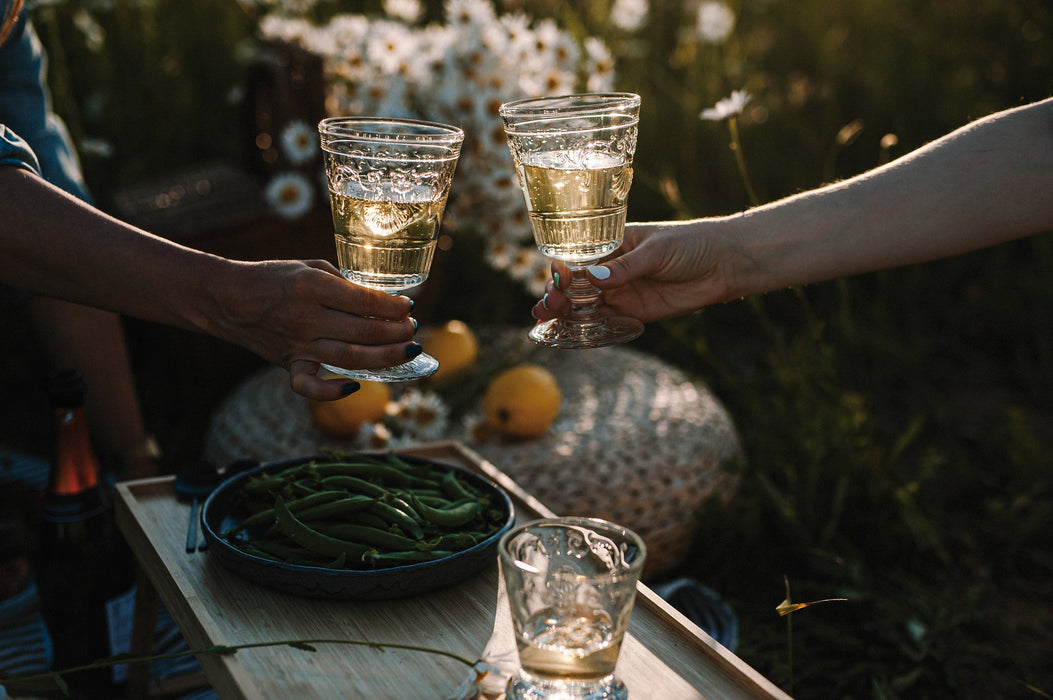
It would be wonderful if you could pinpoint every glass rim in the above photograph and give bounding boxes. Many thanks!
[499,92,641,120]
[499,516,648,578]
[318,116,465,147]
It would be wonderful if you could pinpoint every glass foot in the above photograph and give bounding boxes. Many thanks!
[506,671,627,700]
[322,352,439,382]
[529,316,643,349]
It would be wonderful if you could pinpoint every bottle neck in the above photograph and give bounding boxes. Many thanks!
[49,405,101,495]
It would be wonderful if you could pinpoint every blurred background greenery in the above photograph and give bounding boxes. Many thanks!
[31,0,1053,697]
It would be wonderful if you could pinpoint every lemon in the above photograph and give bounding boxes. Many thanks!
[422,320,479,381]
[308,380,392,438]
[482,364,561,438]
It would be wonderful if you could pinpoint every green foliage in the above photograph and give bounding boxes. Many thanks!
[29,0,1053,697]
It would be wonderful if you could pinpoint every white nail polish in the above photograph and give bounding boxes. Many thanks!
[587,264,611,280]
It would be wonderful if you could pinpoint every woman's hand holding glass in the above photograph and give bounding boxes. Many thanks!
[531,219,735,325]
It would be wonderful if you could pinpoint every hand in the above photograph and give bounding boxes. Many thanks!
[531,219,735,324]
[209,259,418,401]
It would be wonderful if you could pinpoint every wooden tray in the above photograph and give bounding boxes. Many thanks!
[115,441,789,699]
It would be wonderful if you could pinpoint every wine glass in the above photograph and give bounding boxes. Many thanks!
[318,117,464,381]
[500,93,642,349]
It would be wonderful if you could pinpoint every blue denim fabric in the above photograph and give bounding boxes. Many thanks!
[1,1,91,302]
[0,3,91,201]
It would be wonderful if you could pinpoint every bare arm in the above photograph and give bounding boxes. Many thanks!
[1,166,418,399]
[728,96,1053,297]
[534,97,1053,322]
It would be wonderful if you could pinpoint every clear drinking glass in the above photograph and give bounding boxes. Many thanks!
[499,517,647,700]
[318,117,464,381]
[500,93,643,349]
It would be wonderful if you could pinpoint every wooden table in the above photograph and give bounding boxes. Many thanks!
[115,441,790,700]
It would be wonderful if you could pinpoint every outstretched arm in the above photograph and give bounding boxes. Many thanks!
[0,166,418,400]
[534,97,1053,323]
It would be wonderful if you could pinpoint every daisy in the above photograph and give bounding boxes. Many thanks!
[583,37,616,92]
[445,0,495,33]
[383,0,422,24]
[279,119,317,165]
[696,1,735,44]
[699,89,751,121]
[611,0,648,32]
[390,390,449,441]
[264,171,314,219]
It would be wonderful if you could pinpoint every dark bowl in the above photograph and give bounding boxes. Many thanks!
[201,453,515,600]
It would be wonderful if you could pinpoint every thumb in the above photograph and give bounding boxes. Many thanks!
[585,251,650,289]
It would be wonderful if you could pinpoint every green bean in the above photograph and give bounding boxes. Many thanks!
[291,495,376,522]
[316,523,420,551]
[274,497,374,561]
[440,469,474,501]
[225,490,348,535]
[411,494,483,527]
[365,501,424,539]
[319,475,387,498]
[364,549,458,566]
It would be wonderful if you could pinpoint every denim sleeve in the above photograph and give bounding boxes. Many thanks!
[1,4,92,303]
[0,7,92,203]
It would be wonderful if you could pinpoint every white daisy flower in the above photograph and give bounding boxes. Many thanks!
[357,422,393,450]
[264,171,314,219]
[383,0,423,24]
[445,0,496,32]
[583,37,616,92]
[699,89,751,121]
[611,0,649,32]
[279,119,317,165]
[391,390,449,441]
[696,1,735,44]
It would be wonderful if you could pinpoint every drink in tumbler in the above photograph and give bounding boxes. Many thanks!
[517,150,632,263]
[330,191,446,290]
[500,517,646,700]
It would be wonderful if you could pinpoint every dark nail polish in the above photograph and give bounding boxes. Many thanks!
[411,317,418,332]
[340,381,361,396]
[408,299,415,312]
[405,343,423,359]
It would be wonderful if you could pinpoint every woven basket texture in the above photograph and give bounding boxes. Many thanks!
[203,329,741,577]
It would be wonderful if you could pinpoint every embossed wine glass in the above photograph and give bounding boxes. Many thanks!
[318,117,463,381]
[500,93,642,349]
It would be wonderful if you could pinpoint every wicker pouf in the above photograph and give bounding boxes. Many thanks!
[203,329,741,577]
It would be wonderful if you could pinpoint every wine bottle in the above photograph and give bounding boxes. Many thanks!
[33,369,136,699]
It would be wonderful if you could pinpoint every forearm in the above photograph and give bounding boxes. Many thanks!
[726,97,1053,297]
[1,165,227,333]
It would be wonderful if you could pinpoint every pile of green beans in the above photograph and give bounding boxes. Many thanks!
[220,452,509,570]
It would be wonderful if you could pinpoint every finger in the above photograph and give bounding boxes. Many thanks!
[313,338,425,372]
[310,265,414,321]
[288,361,361,401]
[531,279,570,320]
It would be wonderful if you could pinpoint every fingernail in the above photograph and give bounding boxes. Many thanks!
[411,317,418,332]
[587,264,611,280]
[541,293,550,311]
[405,343,423,359]
[408,299,415,311]
[553,271,561,287]
[340,381,361,396]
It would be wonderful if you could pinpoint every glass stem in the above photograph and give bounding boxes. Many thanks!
[564,266,603,326]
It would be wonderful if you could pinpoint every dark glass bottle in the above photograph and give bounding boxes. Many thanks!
[33,369,136,699]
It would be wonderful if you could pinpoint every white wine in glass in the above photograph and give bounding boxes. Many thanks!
[501,93,642,349]
[319,117,464,381]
